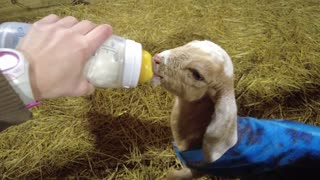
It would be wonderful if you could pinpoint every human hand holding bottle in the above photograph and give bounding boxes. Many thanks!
[17,14,112,100]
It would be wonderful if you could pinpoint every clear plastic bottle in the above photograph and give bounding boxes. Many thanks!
[0,22,153,88]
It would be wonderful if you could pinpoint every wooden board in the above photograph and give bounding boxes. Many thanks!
[0,0,89,22]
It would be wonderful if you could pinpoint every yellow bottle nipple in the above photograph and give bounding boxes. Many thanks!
[139,50,153,84]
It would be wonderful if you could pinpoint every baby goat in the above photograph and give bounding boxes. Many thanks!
[152,40,238,179]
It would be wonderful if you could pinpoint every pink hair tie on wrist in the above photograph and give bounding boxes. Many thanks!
[26,101,41,109]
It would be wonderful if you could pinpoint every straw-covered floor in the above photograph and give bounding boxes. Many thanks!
[0,0,319,179]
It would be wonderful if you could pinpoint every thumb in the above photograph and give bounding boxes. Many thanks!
[75,80,95,96]
[86,83,95,95]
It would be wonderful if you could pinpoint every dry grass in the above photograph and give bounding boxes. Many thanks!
[0,0,319,179]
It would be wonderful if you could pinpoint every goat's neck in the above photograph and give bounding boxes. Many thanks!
[171,96,214,151]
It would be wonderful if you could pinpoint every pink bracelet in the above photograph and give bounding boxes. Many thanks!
[26,101,41,109]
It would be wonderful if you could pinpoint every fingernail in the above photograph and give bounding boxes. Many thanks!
[102,24,113,32]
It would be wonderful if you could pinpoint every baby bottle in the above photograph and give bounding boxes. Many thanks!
[0,22,153,88]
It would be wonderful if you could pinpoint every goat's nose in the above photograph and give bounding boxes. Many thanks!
[152,54,162,65]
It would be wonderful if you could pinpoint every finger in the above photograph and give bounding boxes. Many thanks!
[56,16,79,28]
[75,81,95,96]
[86,83,95,95]
[35,14,60,24]
[71,20,96,35]
[85,24,112,54]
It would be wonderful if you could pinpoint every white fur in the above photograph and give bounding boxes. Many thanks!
[158,40,238,179]
[159,50,171,65]
[189,40,233,78]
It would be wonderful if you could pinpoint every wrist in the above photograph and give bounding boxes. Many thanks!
[0,48,37,104]
[21,50,42,100]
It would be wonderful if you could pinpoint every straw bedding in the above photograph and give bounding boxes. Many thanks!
[0,0,319,179]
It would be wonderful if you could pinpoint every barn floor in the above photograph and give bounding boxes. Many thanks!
[0,0,319,179]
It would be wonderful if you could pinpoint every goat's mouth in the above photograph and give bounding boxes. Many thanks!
[152,63,164,79]
[151,55,165,86]
[153,71,163,79]
[151,71,164,86]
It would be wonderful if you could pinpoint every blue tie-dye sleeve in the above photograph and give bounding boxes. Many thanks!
[175,117,320,177]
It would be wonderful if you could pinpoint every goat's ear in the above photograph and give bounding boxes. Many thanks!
[202,84,238,162]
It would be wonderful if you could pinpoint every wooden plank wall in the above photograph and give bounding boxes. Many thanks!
[0,0,89,22]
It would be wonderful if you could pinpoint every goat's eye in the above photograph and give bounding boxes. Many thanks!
[189,69,204,81]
